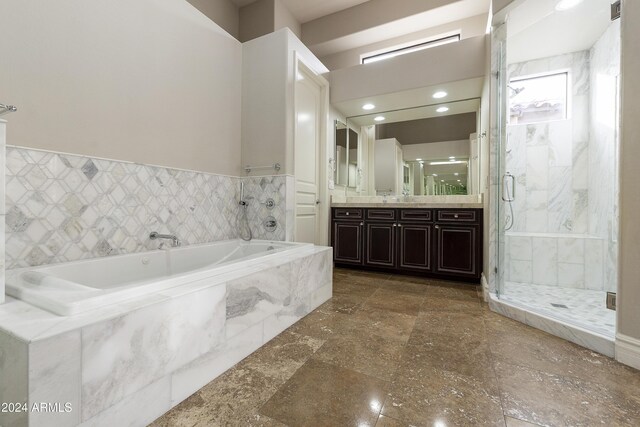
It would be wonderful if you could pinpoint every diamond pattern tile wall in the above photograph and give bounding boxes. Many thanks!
[6,147,292,269]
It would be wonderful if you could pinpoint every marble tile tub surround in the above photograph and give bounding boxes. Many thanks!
[5,145,293,269]
[0,246,332,427]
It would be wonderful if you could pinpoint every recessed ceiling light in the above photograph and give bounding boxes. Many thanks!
[449,156,455,159]
[374,116,385,122]
[416,158,422,161]
[441,179,445,182]
[457,179,461,182]
[433,91,447,99]
[454,172,459,176]
[555,0,584,11]
[432,174,438,177]
[362,103,375,110]
[436,106,449,113]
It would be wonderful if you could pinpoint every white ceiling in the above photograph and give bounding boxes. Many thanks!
[230,0,371,24]
[507,0,613,63]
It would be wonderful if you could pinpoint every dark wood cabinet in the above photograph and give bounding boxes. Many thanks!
[331,207,482,282]
[435,224,479,278]
[365,223,396,267]
[399,223,433,272]
[332,209,364,265]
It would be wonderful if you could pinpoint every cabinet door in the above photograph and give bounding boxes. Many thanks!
[435,224,479,278]
[398,223,432,272]
[365,223,396,268]
[333,221,363,265]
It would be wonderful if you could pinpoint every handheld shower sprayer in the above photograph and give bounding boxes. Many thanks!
[239,182,247,206]
[237,181,252,241]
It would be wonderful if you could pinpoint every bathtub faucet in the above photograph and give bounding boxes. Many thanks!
[149,232,181,247]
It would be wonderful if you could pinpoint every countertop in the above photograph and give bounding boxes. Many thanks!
[330,195,484,209]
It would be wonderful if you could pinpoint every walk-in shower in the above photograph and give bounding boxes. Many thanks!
[492,0,620,348]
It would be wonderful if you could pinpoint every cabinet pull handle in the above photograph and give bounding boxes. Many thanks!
[359,222,364,226]
[435,225,440,229]
[398,223,402,227]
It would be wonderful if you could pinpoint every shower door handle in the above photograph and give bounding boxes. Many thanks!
[502,173,515,202]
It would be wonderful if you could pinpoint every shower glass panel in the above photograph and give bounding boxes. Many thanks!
[496,0,620,338]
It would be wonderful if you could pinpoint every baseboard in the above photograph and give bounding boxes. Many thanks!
[616,333,640,370]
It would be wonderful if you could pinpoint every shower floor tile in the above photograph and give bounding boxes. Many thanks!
[501,282,616,337]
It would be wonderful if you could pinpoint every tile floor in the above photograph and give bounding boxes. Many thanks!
[152,268,640,427]
[501,282,616,337]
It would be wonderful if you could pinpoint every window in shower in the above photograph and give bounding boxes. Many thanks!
[509,71,569,124]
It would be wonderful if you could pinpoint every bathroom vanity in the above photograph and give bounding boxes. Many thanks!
[330,197,483,282]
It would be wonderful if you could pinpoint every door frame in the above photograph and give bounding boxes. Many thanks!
[292,53,330,245]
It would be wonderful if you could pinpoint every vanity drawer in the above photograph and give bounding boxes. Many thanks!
[400,209,432,222]
[333,208,363,219]
[436,210,478,223]
[367,209,396,221]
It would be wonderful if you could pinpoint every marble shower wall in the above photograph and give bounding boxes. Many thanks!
[589,20,620,292]
[0,121,5,304]
[504,21,620,293]
[5,146,294,269]
[506,51,590,235]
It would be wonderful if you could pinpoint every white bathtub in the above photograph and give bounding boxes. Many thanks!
[6,239,313,316]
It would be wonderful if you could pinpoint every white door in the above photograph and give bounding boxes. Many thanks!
[294,66,321,244]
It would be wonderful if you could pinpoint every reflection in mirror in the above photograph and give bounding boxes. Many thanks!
[334,121,347,187]
[335,120,359,189]
[347,98,479,196]
[346,127,359,189]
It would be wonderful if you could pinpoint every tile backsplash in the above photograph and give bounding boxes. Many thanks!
[6,146,293,269]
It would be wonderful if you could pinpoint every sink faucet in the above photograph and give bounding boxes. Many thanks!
[149,232,181,247]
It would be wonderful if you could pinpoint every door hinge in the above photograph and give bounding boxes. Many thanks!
[606,292,617,311]
[612,1,621,21]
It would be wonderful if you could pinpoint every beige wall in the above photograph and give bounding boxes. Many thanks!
[239,0,276,42]
[274,0,301,39]
[376,113,477,145]
[186,0,240,38]
[329,36,486,105]
[319,14,488,71]
[618,0,640,342]
[302,0,454,50]
[0,0,242,176]
[239,0,300,42]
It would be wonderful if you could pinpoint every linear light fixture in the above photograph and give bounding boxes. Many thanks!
[430,161,466,165]
[362,34,461,65]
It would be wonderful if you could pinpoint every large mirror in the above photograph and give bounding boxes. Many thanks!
[334,120,359,189]
[346,98,480,196]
